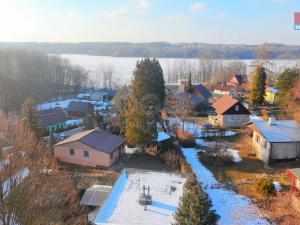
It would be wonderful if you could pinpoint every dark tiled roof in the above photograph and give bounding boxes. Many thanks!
[194,84,212,98]
[39,108,68,127]
[177,92,203,106]
[55,129,125,154]
[67,101,92,113]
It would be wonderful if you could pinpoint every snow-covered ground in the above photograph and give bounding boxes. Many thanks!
[196,138,215,147]
[37,99,109,111]
[65,119,83,127]
[169,118,237,138]
[2,167,29,196]
[226,148,242,163]
[273,181,281,193]
[96,169,186,225]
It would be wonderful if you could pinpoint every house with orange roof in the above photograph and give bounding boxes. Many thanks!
[209,95,250,128]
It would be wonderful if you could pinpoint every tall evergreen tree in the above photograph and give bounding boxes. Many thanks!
[20,98,44,139]
[83,105,95,130]
[174,174,219,225]
[187,72,193,93]
[132,58,166,106]
[125,97,157,150]
[249,66,267,108]
[48,129,56,148]
[125,58,165,150]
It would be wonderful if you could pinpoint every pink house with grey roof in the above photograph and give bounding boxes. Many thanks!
[54,129,126,167]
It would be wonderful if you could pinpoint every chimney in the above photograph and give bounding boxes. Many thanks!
[268,116,276,126]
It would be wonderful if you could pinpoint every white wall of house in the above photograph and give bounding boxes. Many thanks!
[218,114,250,128]
[252,131,271,164]
[252,131,300,164]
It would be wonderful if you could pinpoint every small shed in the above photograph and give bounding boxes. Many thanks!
[80,185,112,207]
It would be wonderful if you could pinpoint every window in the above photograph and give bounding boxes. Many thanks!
[264,140,267,148]
[237,116,241,121]
[256,135,260,143]
[83,151,89,159]
[230,115,234,121]
[235,105,239,111]
[69,149,75,156]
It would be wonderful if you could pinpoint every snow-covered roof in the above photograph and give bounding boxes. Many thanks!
[266,87,279,94]
[156,132,171,142]
[253,119,300,143]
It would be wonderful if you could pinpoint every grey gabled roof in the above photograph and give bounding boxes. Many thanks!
[253,119,300,143]
[39,108,68,127]
[67,101,92,113]
[80,185,112,207]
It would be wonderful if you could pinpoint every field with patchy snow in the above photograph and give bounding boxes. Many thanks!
[171,118,270,224]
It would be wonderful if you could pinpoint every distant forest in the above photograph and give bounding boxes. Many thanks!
[0,49,88,112]
[1,42,300,59]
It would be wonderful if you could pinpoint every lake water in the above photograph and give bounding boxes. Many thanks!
[60,54,300,86]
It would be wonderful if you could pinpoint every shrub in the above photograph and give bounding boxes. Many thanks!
[255,179,276,197]
[177,130,196,147]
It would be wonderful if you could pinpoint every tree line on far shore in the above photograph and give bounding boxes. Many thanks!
[0,49,88,112]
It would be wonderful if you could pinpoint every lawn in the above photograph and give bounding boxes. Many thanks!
[125,153,171,171]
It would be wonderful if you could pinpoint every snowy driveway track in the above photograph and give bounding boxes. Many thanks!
[182,148,270,225]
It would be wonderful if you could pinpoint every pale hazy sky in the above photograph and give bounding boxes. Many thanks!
[0,0,299,44]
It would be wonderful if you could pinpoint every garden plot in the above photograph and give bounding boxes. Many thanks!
[169,118,237,138]
[182,147,269,225]
[95,169,186,225]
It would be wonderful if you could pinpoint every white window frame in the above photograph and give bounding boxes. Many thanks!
[235,105,239,111]
[83,151,89,160]
[69,148,75,156]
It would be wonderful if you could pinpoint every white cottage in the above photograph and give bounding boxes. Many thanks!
[250,117,300,165]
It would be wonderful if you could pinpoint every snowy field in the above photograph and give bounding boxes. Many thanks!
[60,54,300,85]
[96,169,186,225]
